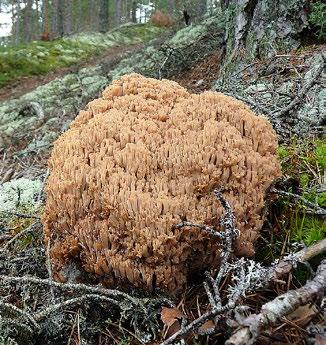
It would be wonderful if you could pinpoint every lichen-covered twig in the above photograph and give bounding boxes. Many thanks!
[271,188,326,216]
[0,300,40,332]
[173,221,226,239]
[271,55,324,118]
[0,274,171,312]
[34,294,123,321]
[1,211,41,219]
[266,238,326,282]
[225,259,326,345]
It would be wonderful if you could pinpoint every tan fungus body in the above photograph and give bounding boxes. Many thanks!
[43,73,281,292]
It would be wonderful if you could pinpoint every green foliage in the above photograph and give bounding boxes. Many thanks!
[0,39,97,88]
[277,146,290,160]
[119,338,132,345]
[288,211,325,246]
[308,1,326,40]
[315,139,326,169]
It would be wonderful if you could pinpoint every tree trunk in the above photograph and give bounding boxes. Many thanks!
[24,0,33,42]
[115,0,121,26]
[63,0,73,36]
[13,0,21,43]
[99,0,109,32]
[42,0,49,40]
[131,0,137,23]
[56,0,64,37]
[221,0,309,59]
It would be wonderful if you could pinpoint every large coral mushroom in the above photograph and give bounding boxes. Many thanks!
[43,73,281,292]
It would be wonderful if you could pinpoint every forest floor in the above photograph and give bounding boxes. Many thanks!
[0,28,325,345]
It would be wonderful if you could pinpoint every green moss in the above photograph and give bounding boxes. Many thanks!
[115,23,164,42]
[277,145,290,160]
[315,138,326,169]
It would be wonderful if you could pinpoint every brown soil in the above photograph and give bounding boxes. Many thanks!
[0,43,143,103]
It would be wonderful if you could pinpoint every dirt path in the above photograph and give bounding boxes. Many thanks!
[0,43,143,103]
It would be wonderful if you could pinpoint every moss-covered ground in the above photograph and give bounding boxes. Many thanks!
[256,135,326,266]
[0,23,164,88]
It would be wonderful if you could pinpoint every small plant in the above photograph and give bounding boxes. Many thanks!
[308,1,326,41]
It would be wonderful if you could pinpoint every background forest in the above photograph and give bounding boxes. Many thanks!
[0,0,212,45]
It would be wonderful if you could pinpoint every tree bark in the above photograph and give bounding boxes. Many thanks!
[115,0,121,26]
[131,0,137,23]
[13,0,21,43]
[63,0,73,36]
[42,0,50,40]
[99,0,109,32]
[56,0,64,36]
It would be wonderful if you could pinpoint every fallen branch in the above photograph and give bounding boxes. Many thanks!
[161,188,240,344]
[161,190,326,344]
[0,300,40,332]
[226,259,326,345]
[0,274,170,311]
[173,221,226,240]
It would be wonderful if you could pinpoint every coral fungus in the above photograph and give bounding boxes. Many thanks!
[43,73,281,292]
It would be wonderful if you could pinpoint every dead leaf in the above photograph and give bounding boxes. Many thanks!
[199,320,215,333]
[316,334,326,345]
[287,304,318,326]
[161,307,185,327]
[161,307,186,339]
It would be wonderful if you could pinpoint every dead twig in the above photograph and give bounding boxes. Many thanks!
[0,300,40,332]
[161,188,240,345]
[0,274,169,310]
[271,57,324,118]
[226,259,326,345]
